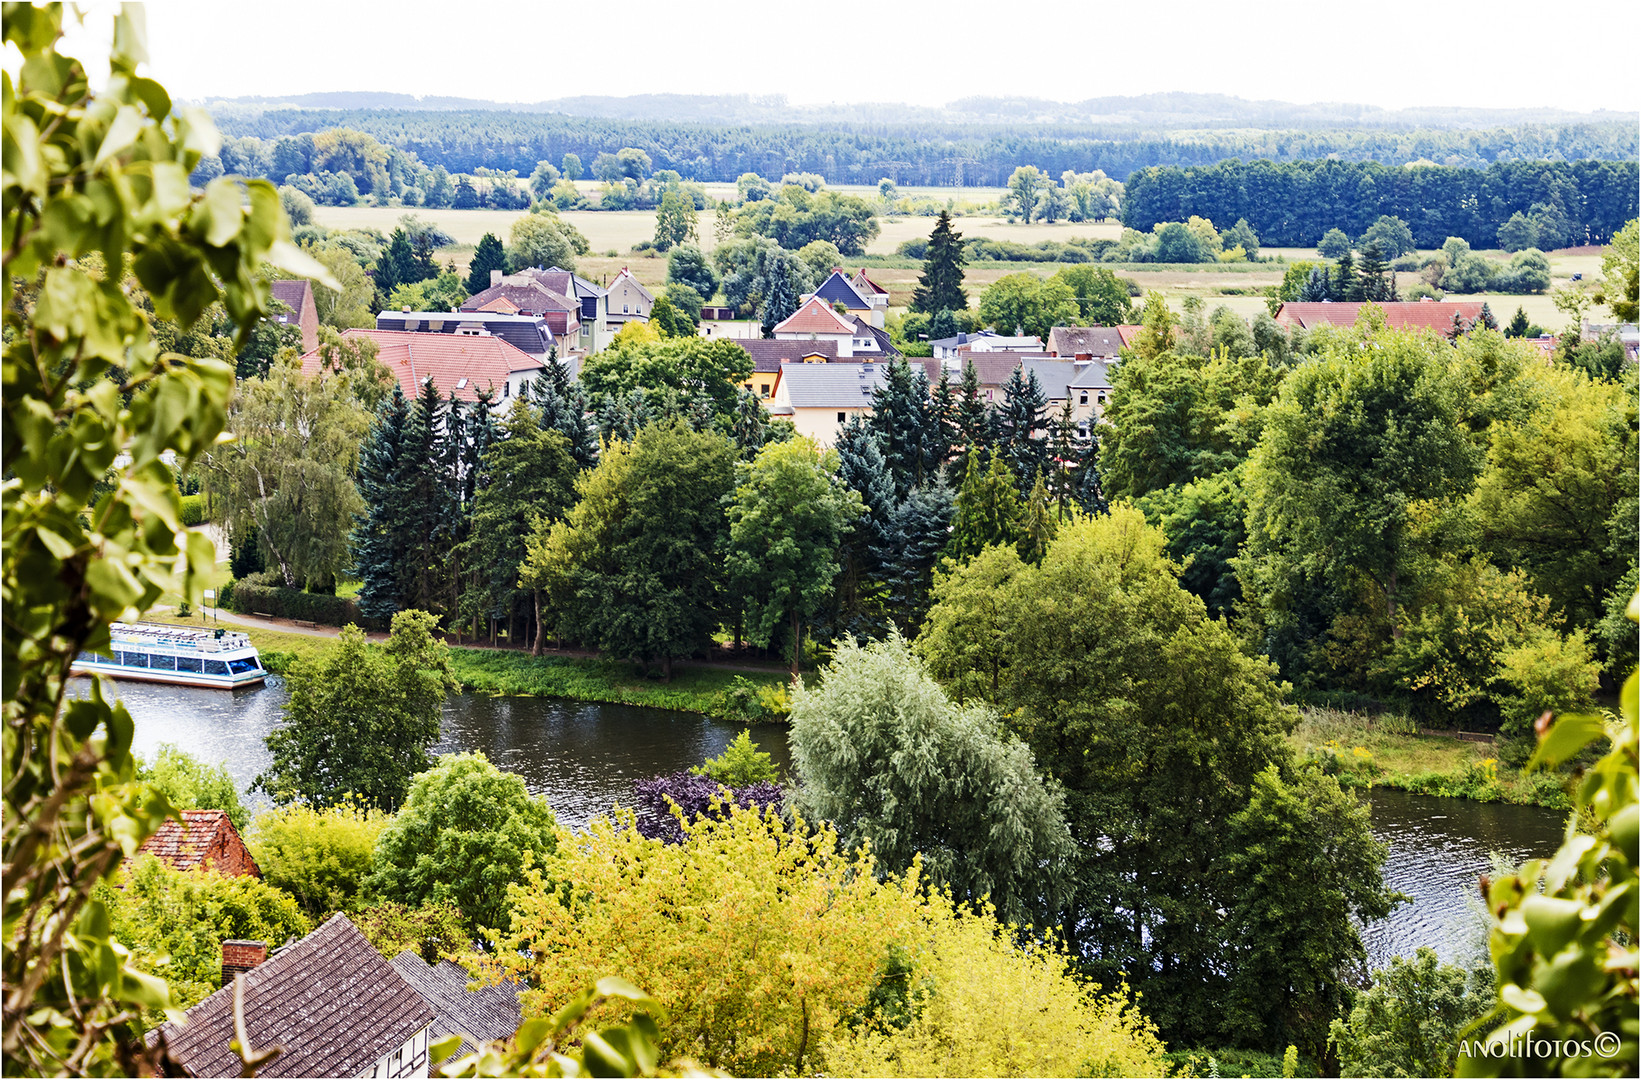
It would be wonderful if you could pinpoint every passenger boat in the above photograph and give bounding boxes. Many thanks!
[73,622,268,689]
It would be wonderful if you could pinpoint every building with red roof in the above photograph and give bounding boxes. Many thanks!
[1274,300,1488,334]
[135,809,260,878]
[300,328,543,404]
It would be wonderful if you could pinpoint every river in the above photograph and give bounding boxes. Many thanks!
[98,678,1566,968]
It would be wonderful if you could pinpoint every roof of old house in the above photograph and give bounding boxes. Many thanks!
[812,270,871,310]
[460,269,581,317]
[155,914,434,1079]
[778,362,886,408]
[1274,301,1487,332]
[1070,359,1114,389]
[136,809,257,876]
[1047,326,1126,357]
[1019,359,1082,399]
[774,296,857,336]
[300,329,538,401]
[851,269,890,297]
[389,953,523,1058]
[1115,324,1142,346]
[608,267,654,302]
[376,311,573,360]
[849,316,902,358]
[737,338,839,373]
[949,353,1030,388]
[269,280,314,321]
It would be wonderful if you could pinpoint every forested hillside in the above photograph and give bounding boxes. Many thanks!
[210,106,1639,186]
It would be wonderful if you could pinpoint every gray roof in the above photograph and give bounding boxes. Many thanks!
[1019,359,1081,399]
[812,270,871,310]
[1070,359,1113,389]
[1048,326,1126,358]
[389,952,523,1058]
[378,311,558,361]
[930,330,1044,351]
[155,914,434,1078]
[850,316,902,359]
[779,362,885,408]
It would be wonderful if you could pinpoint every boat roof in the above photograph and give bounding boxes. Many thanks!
[110,622,254,648]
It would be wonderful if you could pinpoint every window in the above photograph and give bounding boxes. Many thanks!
[1097,394,1107,406]
[228,658,259,675]
[759,383,771,398]
[1079,392,1088,405]
[623,303,630,313]
[837,411,846,423]
[150,654,177,671]
[120,651,148,668]
[203,659,228,676]
[176,656,202,673]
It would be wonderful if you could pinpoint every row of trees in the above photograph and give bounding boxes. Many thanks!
[212,105,1640,185]
[1123,158,1639,248]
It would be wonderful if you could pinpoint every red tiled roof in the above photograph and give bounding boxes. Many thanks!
[300,329,533,401]
[852,269,889,296]
[773,296,856,336]
[135,809,259,877]
[1275,301,1487,333]
[1115,324,1142,347]
[477,296,520,314]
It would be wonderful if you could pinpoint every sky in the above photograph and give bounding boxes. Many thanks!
[48,0,1641,115]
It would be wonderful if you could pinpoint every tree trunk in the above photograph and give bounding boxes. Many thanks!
[660,654,672,683]
[1387,567,1402,640]
[789,607,802,680]
[531,591,544,657]
[507,607,515,649]
[733,607,743,652]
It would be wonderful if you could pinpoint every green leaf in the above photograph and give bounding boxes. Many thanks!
[1499,983,1546,1014]
[428,1033,463,1065]
[1528,712,1606,770]
[91,106,142,172]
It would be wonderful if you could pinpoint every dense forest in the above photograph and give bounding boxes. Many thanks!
[1121,158,1640,248]
[210,106,1639,186]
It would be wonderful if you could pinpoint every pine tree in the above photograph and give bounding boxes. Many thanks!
[1332,251,1360,302]
[868,357,932,499]
[1356,242,1389,302]
[353,387,412,620]
[1076,425,1108,515]
[1048,399,1079,516]
[531,353,599,469]
[954,359,991,469]
[996,366,1048,495]
[833,419,896,636]
[1299,266,1330,302]
[876,482,955,632]
[1448,311,1468,341]
[911,211,967,315]
[400,377,455,616]
[1506,306,1531,338]
[945,449,1023,562]
[927,365,957,478]
[1477,302,1499,331]
[1017,470,1058,565]
[465,233,507,295]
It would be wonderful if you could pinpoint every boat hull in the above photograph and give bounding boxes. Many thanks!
[71,661,267,690]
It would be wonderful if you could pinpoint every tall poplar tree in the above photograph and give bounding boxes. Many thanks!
[911,211,968,315]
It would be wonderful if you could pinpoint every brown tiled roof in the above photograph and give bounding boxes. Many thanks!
[156,914,434,1078]
[389,953,522,1058]
[736,338,839,372]
[774,296,856,336]
[953,354,1029,389]
[1275,301,1487,333]
[477,296,520,314]
[136,809,259,877]
[269,280,313,320]
[300,329,534,401]
[1047,326,1126,357]
[461,275,578,317]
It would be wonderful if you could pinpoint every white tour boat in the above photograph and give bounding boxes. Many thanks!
[73,622,268,689]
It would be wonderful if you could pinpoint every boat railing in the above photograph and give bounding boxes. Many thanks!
[107,623,255,654]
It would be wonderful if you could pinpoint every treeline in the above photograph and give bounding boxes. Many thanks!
[1122,158,1639,248]
[210,107,1640,185]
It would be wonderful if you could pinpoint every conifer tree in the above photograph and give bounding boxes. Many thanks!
[954,359,992,469]
[1299,266,1331,302]
[400,378,456,616]
[465,233,507,295]
[1356,242,1390,302]
[1048,399,1080,516]
[876,482,956,632]
[531,353,599,469]
[1332,251,1360,302]
[353,388,413,620]
[946,449,1023,562]
[997,366,1049,495]
[1477,302,1498,330]
[1017,470,1058,565]
[1506,306,1531,338]
[928,366,958,478]
[730,387,770,460]
[833,420,896,635]
[1077,425,1109,515]
[1448,311,1468,341]
[381,228,425,294]
[911,211,968,315]
[869,357,933,499]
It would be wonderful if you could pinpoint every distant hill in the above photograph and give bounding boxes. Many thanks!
[200,91,1635,130]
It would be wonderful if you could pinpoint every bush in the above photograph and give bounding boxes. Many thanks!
[632,771,783,844]
[248,799,390,918]
[694,729,779,786]
[178,493,207,526]
[225,579,378,628]
[137,744,249,831]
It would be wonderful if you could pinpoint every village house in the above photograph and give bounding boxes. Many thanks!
[771,296,903,360]
[269,280,320,353]
[300,328,544,404]
[849,269,891,328]
[153,915,437,1078]
[930,329,1045,359]
[769,362,887,444]
[1046,326,1127,360]
[134,809,260,879]
[462,267,649,355]
[388,952,523,1059]
[1272,300,1487,333]
[809,269,885,329]
[734,339,839,400]
[698,305,763,340]
[375,309,579,375]
[604,267,655,334]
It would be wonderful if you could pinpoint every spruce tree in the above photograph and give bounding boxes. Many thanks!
[381,228,423,294]
[1448,311,1467,341]
[353,387,412,620]
[927,365,957,478]
[868,357,932,499]
[996,366,1049,495]
[954,359,992,469]
[1299,266,1330,302]
[399,377,455,616]
[1477,302,1498,331]
[1048,399,1079,516]
[946,449,1023,562]
[911,211,967,315]
[465,233,507,295]
[1332,251,1360,302]
[531,353,599,469]
[833,419,896,635]
[1017,470,1058,565]
[876,481,955,632]
[1077,425,1108,515]
[1356,242,1389,302]
[1506,306,1531,338]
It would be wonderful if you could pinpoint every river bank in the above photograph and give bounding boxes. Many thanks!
[155,610,1570,808]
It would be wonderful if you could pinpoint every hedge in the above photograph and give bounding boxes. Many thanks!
[225,581,382,630]
[179,493,207,527]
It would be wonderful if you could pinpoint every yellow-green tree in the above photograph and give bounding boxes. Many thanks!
[2,5,325,1071]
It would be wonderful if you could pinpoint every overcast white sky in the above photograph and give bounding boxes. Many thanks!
[52,0,1641,114]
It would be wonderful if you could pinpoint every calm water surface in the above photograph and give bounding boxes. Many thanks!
[94,678,1565,965]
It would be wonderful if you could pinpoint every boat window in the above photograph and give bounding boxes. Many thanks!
[150,654,177,671]
[120,651,149,667]
[227,658,259,675]
[203,660,229,676]
[176,656,203,673]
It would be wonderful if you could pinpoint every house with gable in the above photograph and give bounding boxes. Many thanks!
[134,808,260,879]
[769,362,887,445]
[604,267,654,333]
[734,339,839,400]
[1047,326,1126,361]
[849,269,890,328]
[810,269,881,329]
[153,914,437,1078]
[300,328,544,405]
[771,295,900,359]
[376,309,579,376]
[462,267,648,356]
[389,952,523,1060]
[269,280,320,353]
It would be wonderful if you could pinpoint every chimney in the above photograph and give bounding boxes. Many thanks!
[491,269,504,287]
[402,305,411,313]
[222,940,268,986]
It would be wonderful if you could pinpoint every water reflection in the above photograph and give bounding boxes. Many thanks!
[89,677,1569,966]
